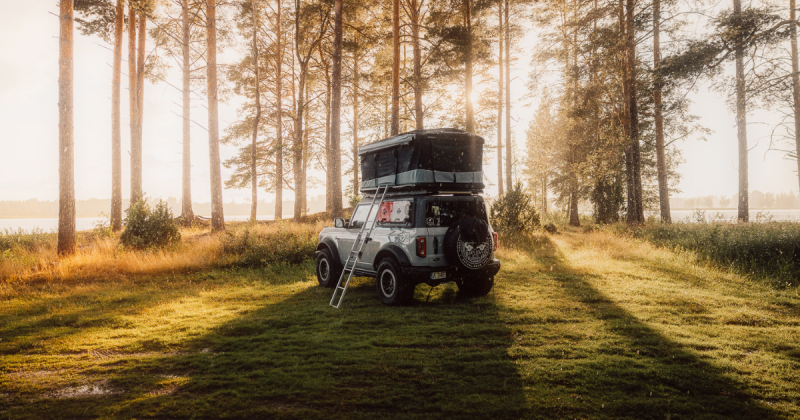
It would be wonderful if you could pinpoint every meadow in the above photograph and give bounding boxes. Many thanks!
[1,221,798,418]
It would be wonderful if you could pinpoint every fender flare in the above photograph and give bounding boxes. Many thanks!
[373,243,412,270]
[316,237,342,268]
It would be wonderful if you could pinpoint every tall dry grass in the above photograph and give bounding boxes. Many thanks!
[0,221,324,282]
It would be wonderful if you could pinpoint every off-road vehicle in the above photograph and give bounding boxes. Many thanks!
[315,129,501,306]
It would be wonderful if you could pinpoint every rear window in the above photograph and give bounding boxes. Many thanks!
[424,200,487,227]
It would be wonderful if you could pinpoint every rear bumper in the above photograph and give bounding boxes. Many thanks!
[402,259,501,285]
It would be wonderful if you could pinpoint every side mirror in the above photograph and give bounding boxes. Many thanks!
[334,218,345,228]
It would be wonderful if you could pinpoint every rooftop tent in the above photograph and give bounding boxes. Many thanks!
[359,129,485,193]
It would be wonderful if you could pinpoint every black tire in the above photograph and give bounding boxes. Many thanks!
[443,217,493,272]
[457,276,494,297]
[316,248,340,288]
[375,258,415,305]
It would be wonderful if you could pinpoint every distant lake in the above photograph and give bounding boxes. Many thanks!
[2,209,798,234]
[657,209,800,223]
[0,215,294,234]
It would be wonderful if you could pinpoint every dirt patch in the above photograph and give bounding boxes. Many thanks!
[46,380,118,399]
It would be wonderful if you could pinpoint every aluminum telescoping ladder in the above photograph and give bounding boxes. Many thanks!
[330,185,390,308]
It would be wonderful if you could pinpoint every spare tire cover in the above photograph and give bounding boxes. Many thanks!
[443,217,492,271]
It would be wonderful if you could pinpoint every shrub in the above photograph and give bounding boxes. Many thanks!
[120,198,181,249]
[490,182,541,237]
[219,222,317,267]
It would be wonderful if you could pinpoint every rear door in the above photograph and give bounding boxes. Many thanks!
[422,197,489,271]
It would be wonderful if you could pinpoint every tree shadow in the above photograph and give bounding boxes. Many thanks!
[524,234,785,419]
[9,277,531,419]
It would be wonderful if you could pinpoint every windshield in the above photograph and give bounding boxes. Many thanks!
[424,200,487,227]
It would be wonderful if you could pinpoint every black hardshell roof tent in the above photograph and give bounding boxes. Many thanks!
[359,128,485,193]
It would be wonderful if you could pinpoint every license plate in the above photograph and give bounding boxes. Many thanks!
[430,271,446,280]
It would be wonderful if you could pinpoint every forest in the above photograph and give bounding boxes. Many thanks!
[51,0,800,254]
[2,1,800,416]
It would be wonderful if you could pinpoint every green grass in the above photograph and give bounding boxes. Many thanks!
[611,221,800,287]
[1,229,799,419]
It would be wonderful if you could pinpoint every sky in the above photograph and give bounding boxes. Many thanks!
[0,1,798,210]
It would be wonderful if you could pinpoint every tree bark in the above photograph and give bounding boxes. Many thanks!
[321,46,332,212]
[275,0,283,220]
[111,0,123,231]
[733,0,748,222]
[250,0,261,222]
[391,0,400,135]
[128,4,139,202]
[294,0,306,219]
[410,0,423,130]
[331,0,344,217]
[790,0,800,207]
[207,0,225,231]
[504,0,511,188]
[653,0,670,223]
[58,0,76,256]
[497,1,504,195]
[464,0,473,133]
[181,0,194,221]
[134,9,146,200]
[625,0,643,224]
[353,47,360,196]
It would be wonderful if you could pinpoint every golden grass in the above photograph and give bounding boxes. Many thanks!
[0,221,325,283]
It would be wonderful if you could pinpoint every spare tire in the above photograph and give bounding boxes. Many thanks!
[443,217,493,271]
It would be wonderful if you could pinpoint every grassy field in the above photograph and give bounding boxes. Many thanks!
[1,227,799,419]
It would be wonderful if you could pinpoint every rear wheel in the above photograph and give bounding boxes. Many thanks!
[457,276,494,297]
[376,258,415,305]
[316,248,340,288]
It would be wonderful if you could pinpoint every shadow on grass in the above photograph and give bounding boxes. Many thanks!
[9,275,530,419]
[525,233,784,419]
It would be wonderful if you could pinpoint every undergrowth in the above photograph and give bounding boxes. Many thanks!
[610,221,800,288]
[0,221,324,282]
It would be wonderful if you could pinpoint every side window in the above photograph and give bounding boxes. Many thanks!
[376,200,412,225]
[349,204,376,229]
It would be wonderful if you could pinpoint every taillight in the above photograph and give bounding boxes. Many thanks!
[492,232,498,251]
[416,236,427,257]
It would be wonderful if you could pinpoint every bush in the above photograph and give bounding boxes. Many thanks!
[219,222,317,267]
[120,198,181,249]
[490,183,541,237]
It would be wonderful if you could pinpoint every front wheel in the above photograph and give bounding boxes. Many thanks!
[375,258,415,305]
[316,248,340,288]
[457,276,494,297]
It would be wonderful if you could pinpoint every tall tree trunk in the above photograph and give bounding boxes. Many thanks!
[294,0,306,220]
[275,0,283,220]
[321,46,332,212]
[301,87,309,217]
[391,0,400,135]
[111,0,123,231]
[497,1,504,195]
[181,0,194,220]
[464,0,473,133]
[58,0,76,256]
[128,4,139,202]
[625,0,643,224]
[331,0,344,216]
[504,0,511,188]
[733,0,748,222]
[250,0,261,222]
[207,0,225,231]
[792,0,800,199]
[353,48,360,196]
[134,10,146,199]
[410,0,423,130]
[653,0,670,223]
[619,0,633,223]
[541,174,547,216]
